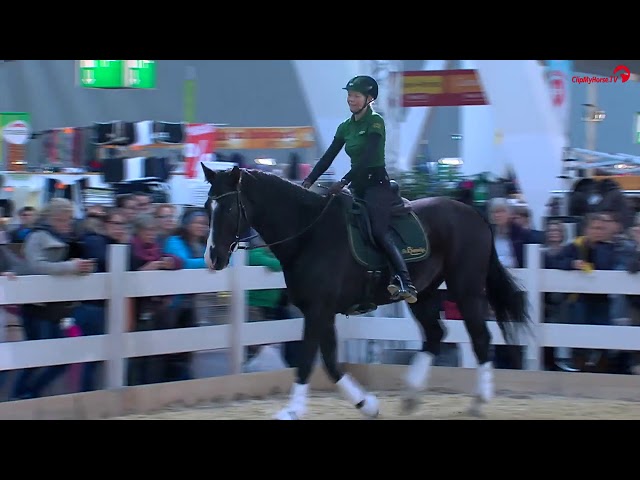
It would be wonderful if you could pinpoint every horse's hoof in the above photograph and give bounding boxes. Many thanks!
[273,408,303,420]
[359,394,380,419]
[468,406,484,418]
[400,395,420,415]
[365,409,380,419]
[467,397,485,418]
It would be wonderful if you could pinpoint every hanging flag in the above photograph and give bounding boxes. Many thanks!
[545,60,573,141]
[184,123,217,179]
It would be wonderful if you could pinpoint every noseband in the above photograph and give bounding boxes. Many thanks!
[208,183,336,257]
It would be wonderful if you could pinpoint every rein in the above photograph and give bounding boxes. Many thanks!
[208,184,337,255]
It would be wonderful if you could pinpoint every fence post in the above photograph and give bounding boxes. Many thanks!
[229,245,248,375]
[524,244,542,371]
[105,244,128,389]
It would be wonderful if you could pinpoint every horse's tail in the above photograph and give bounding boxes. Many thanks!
[485,240,531,345]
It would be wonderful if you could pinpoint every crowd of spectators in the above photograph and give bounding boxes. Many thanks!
[485,197,640,374]
[0,192,299,400]
[0,183,638,401]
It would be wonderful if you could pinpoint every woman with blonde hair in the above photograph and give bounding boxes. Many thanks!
[11,197,95,399]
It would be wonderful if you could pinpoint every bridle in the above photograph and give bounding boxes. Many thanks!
[207,181,337,257]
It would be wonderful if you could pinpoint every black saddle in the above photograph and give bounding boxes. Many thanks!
[342,180,412,247]
[338,180,429,313]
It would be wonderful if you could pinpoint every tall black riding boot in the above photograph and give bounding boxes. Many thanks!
[380,232,418,304]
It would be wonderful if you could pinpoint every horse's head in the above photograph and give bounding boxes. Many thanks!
[201,163,251,270]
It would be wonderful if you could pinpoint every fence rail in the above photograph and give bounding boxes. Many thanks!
[0,244,639,386]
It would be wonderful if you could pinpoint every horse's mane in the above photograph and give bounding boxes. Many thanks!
[243,169,326,210]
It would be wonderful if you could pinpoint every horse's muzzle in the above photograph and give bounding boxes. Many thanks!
[205,246,216,270]
[209,246,229,271]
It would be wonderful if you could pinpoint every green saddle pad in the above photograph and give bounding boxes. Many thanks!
[345,201,429,270]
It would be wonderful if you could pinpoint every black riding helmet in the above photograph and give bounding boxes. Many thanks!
[343,75,379,100]
[344,76,379,116]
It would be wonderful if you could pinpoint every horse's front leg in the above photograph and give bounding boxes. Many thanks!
[273,310,323,420]
[319,320,379,419]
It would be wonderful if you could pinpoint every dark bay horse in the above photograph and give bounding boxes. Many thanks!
[202,165,529,419]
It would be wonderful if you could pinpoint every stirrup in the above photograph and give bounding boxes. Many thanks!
[387,275,418,303]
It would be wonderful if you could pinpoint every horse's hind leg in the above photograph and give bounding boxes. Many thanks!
[319,321,379,419]
[402,291,445,415]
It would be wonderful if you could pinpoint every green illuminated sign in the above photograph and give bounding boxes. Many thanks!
[78,60,156,89]
[124,60,156,88]
[78,60,124,88]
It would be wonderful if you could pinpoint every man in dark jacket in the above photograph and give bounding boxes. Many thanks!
[73,208,129,391]
[8,206,37,243]
[488,198,544,369]
[555,213,616,372]
[556,213,617,315]
[625,215,640,324]
[0,238,28,391]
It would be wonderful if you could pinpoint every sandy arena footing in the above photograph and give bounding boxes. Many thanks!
[112,390,640,420]
[1,364,639,419]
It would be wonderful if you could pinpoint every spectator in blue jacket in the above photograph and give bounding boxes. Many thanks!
[164,210,208,271]
[163,209,209,381]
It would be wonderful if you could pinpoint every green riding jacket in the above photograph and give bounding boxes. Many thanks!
[305,106,386,192]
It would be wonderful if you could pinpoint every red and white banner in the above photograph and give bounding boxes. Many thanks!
[184,123,217,179]
[399,69,488,107]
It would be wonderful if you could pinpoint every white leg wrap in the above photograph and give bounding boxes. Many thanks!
[476,361,494,403]
[273,383,308,420]
[337,374,379,418]
[405,352,434,391]
[337,374,365,405]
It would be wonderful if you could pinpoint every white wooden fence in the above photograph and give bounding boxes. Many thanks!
[0,244,639,390]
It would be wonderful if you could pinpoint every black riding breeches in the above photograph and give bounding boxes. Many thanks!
[362,182,396,245]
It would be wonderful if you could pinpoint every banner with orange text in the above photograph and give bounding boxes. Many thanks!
[215,126,315,150]
[400,69,488,107]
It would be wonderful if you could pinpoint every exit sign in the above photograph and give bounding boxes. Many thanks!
[77,60,124,88]
[77,60,156,89]
[124,60,156,88]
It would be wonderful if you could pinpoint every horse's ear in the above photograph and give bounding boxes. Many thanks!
[230,165,241,185]
[201,163,216,184]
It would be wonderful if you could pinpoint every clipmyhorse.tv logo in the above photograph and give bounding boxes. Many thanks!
[572,64,631,84]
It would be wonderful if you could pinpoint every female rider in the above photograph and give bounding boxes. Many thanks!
[302,75,417,304]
